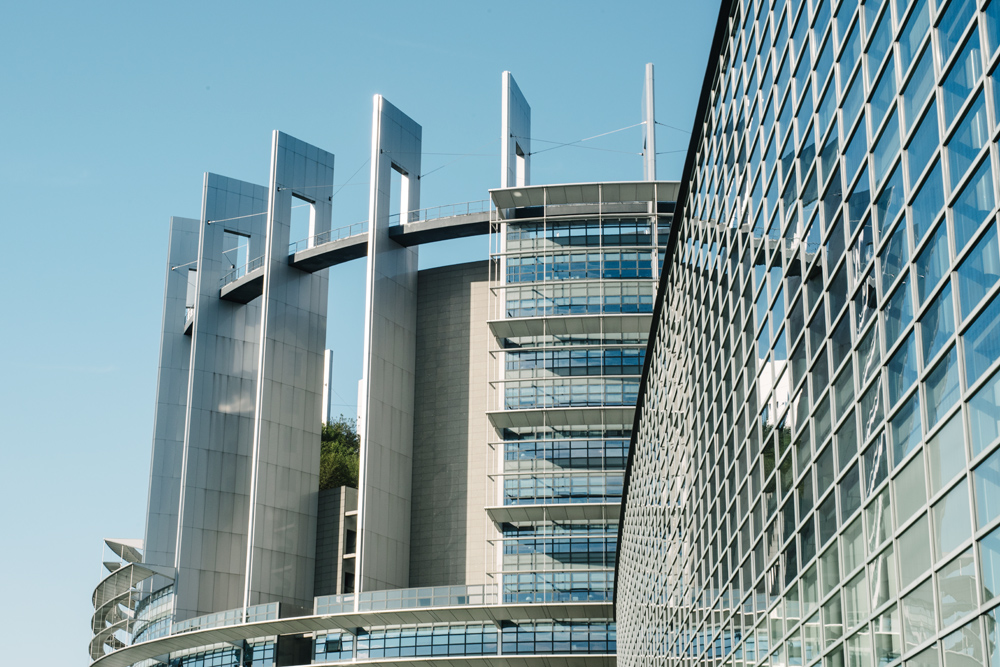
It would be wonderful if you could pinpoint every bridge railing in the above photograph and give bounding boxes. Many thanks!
[288,220,369,254]
[220,255,265,287]
[389,199,490,225]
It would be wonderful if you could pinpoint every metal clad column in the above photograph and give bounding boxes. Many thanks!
[143,216,199,572]
[357,95,422,592]
[501,71,531,188]
[174,175,268,621]
[245,131,334,611]
[643,63,656,182]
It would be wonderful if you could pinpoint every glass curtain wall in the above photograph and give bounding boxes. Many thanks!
[490,189,671,625]
[617,1,1000,667]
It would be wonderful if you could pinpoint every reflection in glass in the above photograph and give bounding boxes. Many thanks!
[964,293,1000,386]
[942,618,984,667]
[928,412,966,495]
[902,579,936,650]
[953,158,996,253]
[937,548,977,627]
[899,515,932,589]
[943,33,982,126]
[915,221,949,304]
[957,223,1000,318]
[975,447,1000,528]
[970,368,1000,455]
[933,480,973,560]
[910,160,945,244]
[947,92,989,189]
[925,347,960,428]
[895,451,927,525]
[921,282,955,362]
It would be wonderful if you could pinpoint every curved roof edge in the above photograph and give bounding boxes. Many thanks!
[90,602,612,667]
[613,0,738,617]
[490,180,679,209]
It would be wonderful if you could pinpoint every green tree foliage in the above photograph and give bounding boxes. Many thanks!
[319,415,360,490]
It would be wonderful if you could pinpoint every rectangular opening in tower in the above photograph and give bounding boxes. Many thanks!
[389,163,413,225]
[222,230,249,277]
[290,193,315,247]
[515,143,526,187]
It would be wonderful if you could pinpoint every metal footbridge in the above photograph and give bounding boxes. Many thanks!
[218,200,491,304]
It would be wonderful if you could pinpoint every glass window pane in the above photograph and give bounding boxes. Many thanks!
[963,292,1000,386]
[848,166,872,232]
[860,379,885,443]
[895,450,927,525]
[946,92,989,190]
[980,524,1000,602]
[901,579,936,650]
[953,158,997,253]
[835,362,855,420]
[844,570,869,627]
[831,312,852,369]
[887,332,919,407]
[824,592,844,645]
[892,392,923,461]
[942,31,984,129]
[881,219,910,289]
[971,367,1000,456]
[873,109,901,190]
[867,9,892,81]
[907,100,940,188]
[911,161,946,244]
[838,409,860,470]
[900,0,931,67]
[993,65,1000,126]
[844,121,868,181]
[903,45,935,131]
[925,347,961,428]
[869,543,897,609]
[938,0,978,65]
[864,431,890,496]
[884,276,914,343]
[942,617,983,667]
[933,479,973,561]
[842,66,865,130]
[920,281,956,362]
[989,607,1000,667]
[875,166,905,240]
[916,220,950,304]
[817,79,838,137]
[987,0,1000,57]
[871,57,898,135]
[957,222,1000,318]
[928,412,967,495]
[841,462,863,522]
[975,447,1000,528]
[899,514,932,588]
[937,548,977,627]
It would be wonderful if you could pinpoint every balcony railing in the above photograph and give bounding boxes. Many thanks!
[315,584,498,615]
[171,602,279,635]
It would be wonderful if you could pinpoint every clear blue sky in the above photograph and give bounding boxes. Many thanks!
[0,1,718,663]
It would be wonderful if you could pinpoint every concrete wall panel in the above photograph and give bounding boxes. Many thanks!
[409,261,491,587]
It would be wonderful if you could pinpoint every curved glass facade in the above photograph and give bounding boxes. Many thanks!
[617,1,1000,667]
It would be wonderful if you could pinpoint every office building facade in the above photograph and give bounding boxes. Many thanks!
[616,0,1000,666]
[90,70,676,666]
